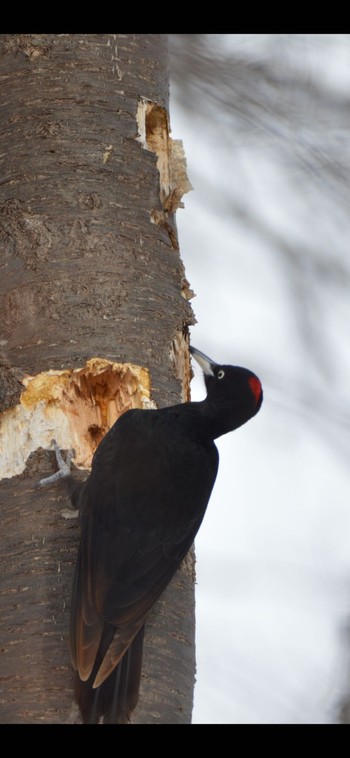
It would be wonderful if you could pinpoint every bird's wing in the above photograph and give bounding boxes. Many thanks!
[70,409,218,688]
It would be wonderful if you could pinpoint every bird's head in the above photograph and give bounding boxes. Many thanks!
[190,345,263,438]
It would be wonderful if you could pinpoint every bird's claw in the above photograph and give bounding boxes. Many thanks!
[38,439,75,488]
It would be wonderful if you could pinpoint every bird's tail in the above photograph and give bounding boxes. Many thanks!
[74,625,145,724]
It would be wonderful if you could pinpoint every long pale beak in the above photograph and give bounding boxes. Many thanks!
[189,346,217,377]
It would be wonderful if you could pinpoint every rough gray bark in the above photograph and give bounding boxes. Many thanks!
[0,33,196,724]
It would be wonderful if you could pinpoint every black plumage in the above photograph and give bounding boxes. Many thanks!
[67,346,263,722]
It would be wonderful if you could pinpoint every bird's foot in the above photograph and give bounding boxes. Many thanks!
[60,506,79,520]
[38,439,74,487]
[38,440,79,519]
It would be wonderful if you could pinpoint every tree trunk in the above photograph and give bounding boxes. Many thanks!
[0,33,195,724]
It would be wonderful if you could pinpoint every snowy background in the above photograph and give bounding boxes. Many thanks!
[170,34,350,724]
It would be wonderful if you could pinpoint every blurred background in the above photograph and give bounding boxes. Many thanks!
[169,34,350,724]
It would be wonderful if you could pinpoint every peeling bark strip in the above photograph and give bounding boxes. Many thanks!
[136,99,193,214]
[136,99,193,252]
[0,34,196,724]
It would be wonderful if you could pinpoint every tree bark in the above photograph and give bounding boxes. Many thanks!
[0,33,195,723]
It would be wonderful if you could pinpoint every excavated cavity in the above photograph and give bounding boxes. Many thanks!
[0,357,154,478]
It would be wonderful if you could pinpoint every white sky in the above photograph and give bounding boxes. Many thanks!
[170,35,350,724]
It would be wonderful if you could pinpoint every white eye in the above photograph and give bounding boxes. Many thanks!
[217,369,225,380]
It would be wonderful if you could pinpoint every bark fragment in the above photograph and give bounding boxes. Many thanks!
[136,98,193,249]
